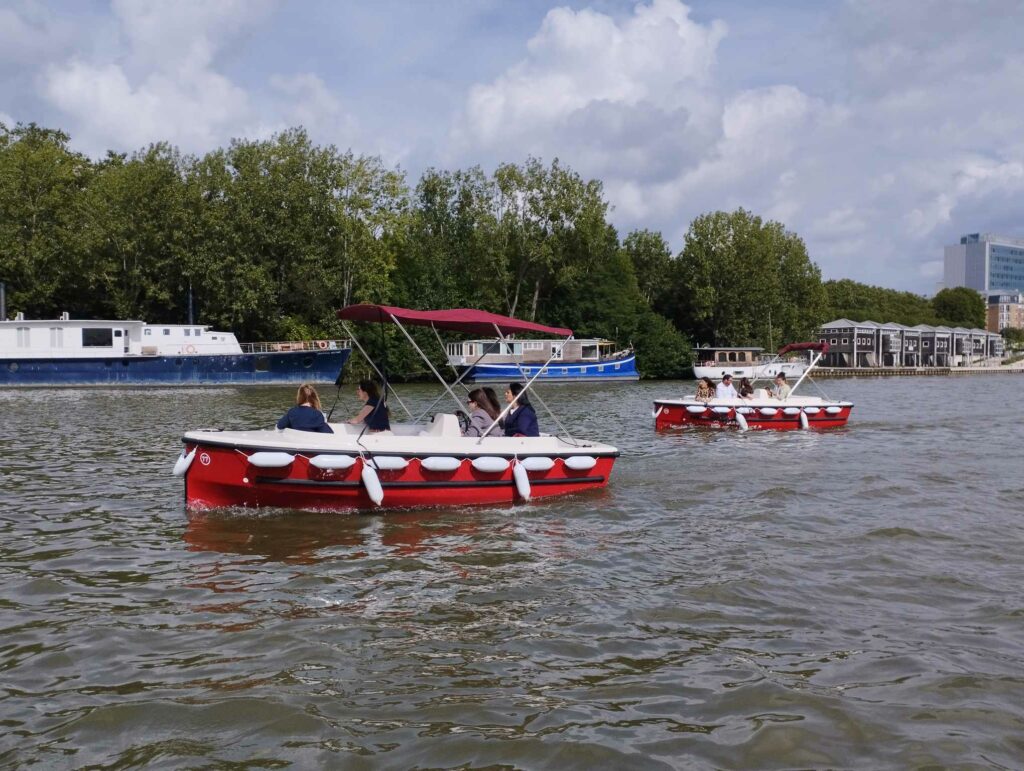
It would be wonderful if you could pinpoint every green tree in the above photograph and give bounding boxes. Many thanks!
[823,279,937,326]
[623,229,672,310]
[931,286,985,328]
[667,209,826,348]
[0,123,93,316]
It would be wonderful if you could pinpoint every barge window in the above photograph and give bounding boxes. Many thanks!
[163,329,170,335]
[83,328,113,347]
[524,342,545,350]
[144,329,152,336]
[184,329,191,336]
[16,327,30,347]
[50,328,63,347]
[581,344,598,359]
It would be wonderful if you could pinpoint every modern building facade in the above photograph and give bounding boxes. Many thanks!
[987,292,1024,332]
[944,233,1024,294]
[817,319,1003,368]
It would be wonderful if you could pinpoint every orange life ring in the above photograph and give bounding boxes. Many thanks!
[316,340,329,350]
[184,344,197,354]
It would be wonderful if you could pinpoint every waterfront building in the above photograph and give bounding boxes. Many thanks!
[987,292,1024,332]
[944,233,1024,294]
[816,319,1002,368]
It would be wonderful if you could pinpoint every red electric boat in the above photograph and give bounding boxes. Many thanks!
[174,305,619,512]
[654,342,854,431]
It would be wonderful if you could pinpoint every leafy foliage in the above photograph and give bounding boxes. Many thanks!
[931,287,985,328]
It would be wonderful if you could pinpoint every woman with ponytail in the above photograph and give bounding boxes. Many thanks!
[277,383,333,433]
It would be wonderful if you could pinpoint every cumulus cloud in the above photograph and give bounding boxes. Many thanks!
[450,0,1024,291]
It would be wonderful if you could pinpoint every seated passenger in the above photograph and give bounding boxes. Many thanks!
[349,379,391,432]
[773,373,792,400]
[501,382,540,437]
[463,387,500,437]
[715,373,738,399]
[738,377,754,399]
[694,377,715,401]
[277,383,333,433]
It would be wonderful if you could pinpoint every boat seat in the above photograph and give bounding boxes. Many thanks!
[420,413,462,438]
[754,388,770,399]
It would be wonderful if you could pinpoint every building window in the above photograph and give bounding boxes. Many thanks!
[524,341,545,351]
[144,329,152,336]
[841,338,848,344]
[184,329,191,336]
[163,329,170,336]
[194,329,201,337]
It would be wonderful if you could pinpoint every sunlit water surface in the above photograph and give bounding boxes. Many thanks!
[1,377,1023,769]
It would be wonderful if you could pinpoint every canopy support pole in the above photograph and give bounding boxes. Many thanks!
[786,350,823,398]
[431,324,471,392]
[478,329,578,445]
[414,338,492,422]
[341,321,415,420]
[390,314,467,415]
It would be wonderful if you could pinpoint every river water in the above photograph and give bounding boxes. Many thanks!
[1,376,1023,769]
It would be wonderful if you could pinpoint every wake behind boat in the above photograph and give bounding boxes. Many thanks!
[655,342,853,430]
[176,305,619,512]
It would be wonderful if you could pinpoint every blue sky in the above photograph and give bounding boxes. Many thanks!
[3,0,1024,294]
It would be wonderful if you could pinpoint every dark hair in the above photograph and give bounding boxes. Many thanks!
[295,383,321,411]
[358,379,381,400]
[722,373,732,380]
[508,382,532,407]
[775,373,787,381]
[482,387,501,415]
[701,377,715,388]
[468,388,499,420]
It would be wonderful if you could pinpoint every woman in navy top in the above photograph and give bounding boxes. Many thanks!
[277,384,333,433]
[501,382,539,437]
[349,379,390,432]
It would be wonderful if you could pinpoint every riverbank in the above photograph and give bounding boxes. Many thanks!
[815,364,1024,377]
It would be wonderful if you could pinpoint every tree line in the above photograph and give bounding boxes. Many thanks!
[0,122,991,378]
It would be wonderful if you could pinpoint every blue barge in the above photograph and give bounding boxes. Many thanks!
[446,338,638,382]
[0,314,350,386]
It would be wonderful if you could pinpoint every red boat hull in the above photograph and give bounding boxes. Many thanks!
[183,441,616,512]
[654,402,853,431]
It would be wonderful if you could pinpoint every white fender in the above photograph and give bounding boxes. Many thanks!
[564,456,597,471]
[735,411,749,431]
[783,407,801,416]
[825,406,843,414]
[471,456,509,473]
[309,454,356,470]
[247,451,295,468]
[420,456,462,472]
[799,411,809,430]
[737,407,754,415]
[803,407,820,415]
[759,407,778,417]
[172,448,196,477]
[513,461,531,501]
[361,463,384,506]
[686,405,707,414]
[370,456,408,471]
[711,406,732,415]
[520,456,555,472]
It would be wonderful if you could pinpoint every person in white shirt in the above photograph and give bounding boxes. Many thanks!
[773,373,792,400]
[715,373,738,399]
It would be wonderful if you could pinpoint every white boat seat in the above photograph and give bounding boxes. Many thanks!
[754,388,770,399]
[419,413,462,438]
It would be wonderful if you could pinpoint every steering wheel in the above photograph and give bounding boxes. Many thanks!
[455,409,471,433]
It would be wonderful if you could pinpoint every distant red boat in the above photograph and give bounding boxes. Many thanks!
[654,342,854,431]
[174,305,619,512]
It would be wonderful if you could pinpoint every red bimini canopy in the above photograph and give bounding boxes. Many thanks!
[337,304,573,338]
[778,341,830,355]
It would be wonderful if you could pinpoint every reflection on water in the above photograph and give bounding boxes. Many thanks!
[1,378,1024,768]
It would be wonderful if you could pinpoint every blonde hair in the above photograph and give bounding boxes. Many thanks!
[295,383,321,411]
